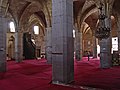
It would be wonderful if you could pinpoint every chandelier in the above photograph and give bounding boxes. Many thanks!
[95,3,110,40]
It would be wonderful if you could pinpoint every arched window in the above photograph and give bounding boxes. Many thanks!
[9,22,15,32]
[73,29,75,38]
[112,37,118,53]
[34,26,39,34]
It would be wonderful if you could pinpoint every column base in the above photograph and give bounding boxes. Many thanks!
[47,61,52,64]
[75,57,80,61]
[100,65,111,69]
[52,80,74,85]
[75,52,81,61]
[100,53,112,68]
[15,59,23,63]
[0,62,6,72]
[46,54,52,64]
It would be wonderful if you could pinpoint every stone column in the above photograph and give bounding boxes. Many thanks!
[92,34,97,58]
[0,12,7,72]
[46,27,52,64]
[52,0,74,84]
[118,31,120,55]
[75,31,80,60]
[75,31,83,60]
[100,37,112,68]
[79,32,83,60]
[99,16,112,68]
[99,2,112,68]
[15,29,23,63]
[117,17,120,66]
[117,17,120,54]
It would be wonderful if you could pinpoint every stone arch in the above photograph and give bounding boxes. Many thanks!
[17,0,51,30]
[0,0,17,28]
[77,0,97,31]
[42,0,51,27]
[80,6,98,33]
[27,14,45,36]
[7,8,17,27]
[18,1,44,31]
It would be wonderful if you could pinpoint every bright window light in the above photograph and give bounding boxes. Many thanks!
[9,22,15,32]
[97,45,100,54]
[34,26,39,34]
[31,39,35,44]
[112,37,118,53]
[73,29,75,38]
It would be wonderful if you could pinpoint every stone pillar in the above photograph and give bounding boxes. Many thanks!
[15,29,23,63]
[98,1,114,67]
[92,35,97,58]
[52,0,74,84]
[46,27,52,64]
[100,16,112,68]
[118,31,120,55]
[100,25,112,68]
[100,38,112,68]
[75,31,83,60]
[0,12,7,72]
[117,17,120,54]
[98,2,112,68]
[80,32,83,60]
[116,16,120,66]
[75,31,80,60]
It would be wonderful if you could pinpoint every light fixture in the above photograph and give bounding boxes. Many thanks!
[95,2,110,40]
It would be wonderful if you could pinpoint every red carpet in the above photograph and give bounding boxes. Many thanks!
[0,57,120,90]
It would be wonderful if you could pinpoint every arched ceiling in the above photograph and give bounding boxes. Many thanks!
[1,0,119,32]
[113,0,120,15]
[1,0,98,26]
[73,0,85,20]
[34,11,47,27]
[1,0,49,28]
[85,12,98,30]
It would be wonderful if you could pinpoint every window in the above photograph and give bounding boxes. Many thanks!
[112,37,118,53]
[9,22,15,32]
[34,26,39,34]
[31,39,35,44]
[73,29,75,38]
[97,45,100,55]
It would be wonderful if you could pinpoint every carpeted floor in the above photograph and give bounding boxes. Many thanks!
[0,57,120,90]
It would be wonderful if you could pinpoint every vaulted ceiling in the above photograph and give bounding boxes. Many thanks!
[1,0,118,34]
[1,0,96,25]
